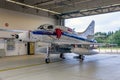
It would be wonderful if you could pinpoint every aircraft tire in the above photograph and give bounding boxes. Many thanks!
[79,55,84,61]
[45,58,50,63]
[60,53,65,59]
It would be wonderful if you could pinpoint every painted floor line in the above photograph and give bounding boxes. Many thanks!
[0,60,62,72]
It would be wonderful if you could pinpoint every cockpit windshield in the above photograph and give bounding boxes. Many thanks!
[37,24,54,30]
[48,25,53,29]
[37,25,44,29]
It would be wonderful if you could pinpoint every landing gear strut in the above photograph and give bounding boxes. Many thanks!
[45,47,50,63]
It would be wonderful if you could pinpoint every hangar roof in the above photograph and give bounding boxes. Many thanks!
[0,0,120,19]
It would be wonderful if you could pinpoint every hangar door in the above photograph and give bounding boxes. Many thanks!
[27,42,35,55]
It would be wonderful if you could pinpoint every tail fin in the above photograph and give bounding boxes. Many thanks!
[79,20,95,40]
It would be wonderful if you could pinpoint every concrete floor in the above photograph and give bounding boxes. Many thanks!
[0,53,120,80]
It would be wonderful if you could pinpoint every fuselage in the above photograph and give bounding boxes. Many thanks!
[31,24,96,44]
[16,22,98,56]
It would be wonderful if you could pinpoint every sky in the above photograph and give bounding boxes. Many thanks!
[65,11,120,33]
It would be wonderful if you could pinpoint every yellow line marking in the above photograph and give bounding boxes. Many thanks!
[0,63,43,72]
[0,60,62,72]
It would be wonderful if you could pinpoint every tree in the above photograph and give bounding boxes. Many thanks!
[111,30,120,46]
[95,30,120,46]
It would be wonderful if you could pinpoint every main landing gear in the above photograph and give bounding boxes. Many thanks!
[45,53,65,63]
[74,55,85,61]
[79,55,85,61]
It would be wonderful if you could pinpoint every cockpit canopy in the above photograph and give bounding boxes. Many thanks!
[37,24,54,30]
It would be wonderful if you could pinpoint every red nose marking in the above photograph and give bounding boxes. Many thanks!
[55,28,62,39]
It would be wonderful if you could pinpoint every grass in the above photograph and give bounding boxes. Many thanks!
[98,47,120,50]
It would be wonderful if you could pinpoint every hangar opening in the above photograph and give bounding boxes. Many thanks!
[65,11,120,53]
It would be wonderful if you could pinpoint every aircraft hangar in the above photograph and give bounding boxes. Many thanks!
[0,0,120,80]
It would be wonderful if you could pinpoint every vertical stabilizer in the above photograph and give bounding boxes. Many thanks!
[79,20,95,40]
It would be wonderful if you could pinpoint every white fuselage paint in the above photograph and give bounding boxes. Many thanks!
[17,21,98,55]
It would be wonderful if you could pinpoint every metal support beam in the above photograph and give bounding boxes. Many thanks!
[59,4,120,19]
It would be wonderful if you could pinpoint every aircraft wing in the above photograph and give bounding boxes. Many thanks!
[0,28,29,39]
[0,28,27,33]
[56,41,98,45]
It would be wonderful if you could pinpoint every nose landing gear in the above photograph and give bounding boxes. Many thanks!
[45,58,50,63]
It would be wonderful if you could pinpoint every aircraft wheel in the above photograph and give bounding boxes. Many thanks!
[60,53,65,59]
[45,58,50,63]
[79,55,84,61]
